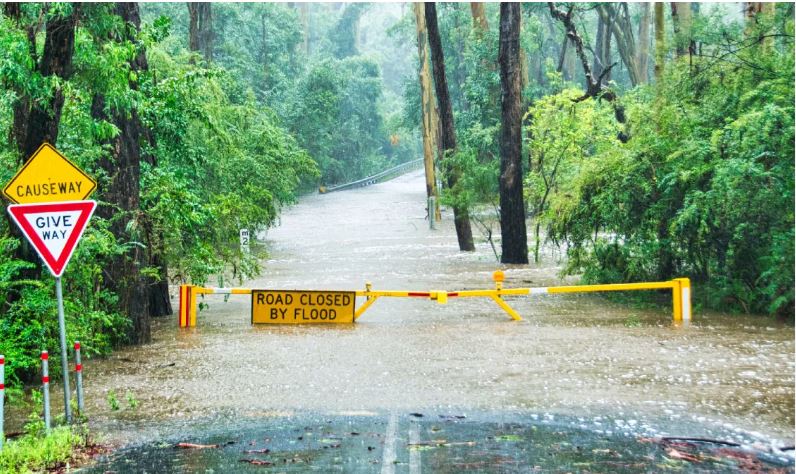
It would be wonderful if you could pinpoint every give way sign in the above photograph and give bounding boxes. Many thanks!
[7,200,97,277]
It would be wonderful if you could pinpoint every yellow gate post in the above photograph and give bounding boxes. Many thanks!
[354,282,378,320]
[178,284,198,328]
[671,277,692,324]
[490,271,523,321]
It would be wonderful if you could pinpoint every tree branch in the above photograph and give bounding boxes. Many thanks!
[549,2,627,141]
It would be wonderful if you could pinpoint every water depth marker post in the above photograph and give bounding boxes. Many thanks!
[3,143,98,424]
[42,351,51,432]
[74,341,84,414]
[0,355,4,449]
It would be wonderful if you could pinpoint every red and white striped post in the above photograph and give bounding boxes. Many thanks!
[41,351,51,432]
[1,354,4,450]
[74,342,84,414]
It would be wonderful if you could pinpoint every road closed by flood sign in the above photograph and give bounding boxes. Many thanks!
[251,290,356,324]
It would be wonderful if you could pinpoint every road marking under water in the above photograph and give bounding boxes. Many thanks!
[381,414,398,474]
[409,420,421,474]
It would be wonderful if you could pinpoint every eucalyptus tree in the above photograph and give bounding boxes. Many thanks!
[188,2,213,62]
[498,3,528,264]
[412,4,441,216]
[425,3,475,252]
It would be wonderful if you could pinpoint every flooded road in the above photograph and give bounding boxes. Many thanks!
[63,171,793,468]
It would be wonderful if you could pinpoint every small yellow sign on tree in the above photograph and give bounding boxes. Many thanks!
[3,143,97,204]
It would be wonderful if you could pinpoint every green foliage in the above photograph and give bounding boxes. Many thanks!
[440,146,499,214]
[212,3,304,113]
[288,56,390,184]
[107,390,120,411]
[329,3,369,59]
[125,390,139,409]
[0,230,128,386]
[524,89,621,262]
[0,2,322,388]
[0,425,87,474]
[528,22,795,317]
[525,89,621,220]
[138,47,318,284]
[624,313,642,328]
[143,3,413,187]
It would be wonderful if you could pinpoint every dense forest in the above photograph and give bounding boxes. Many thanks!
[0,2,793,389]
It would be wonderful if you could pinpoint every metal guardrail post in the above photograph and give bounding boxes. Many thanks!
[74,342,84,415]
[428,196,436,229]
[322,159,424,193]
[42,351,50,432]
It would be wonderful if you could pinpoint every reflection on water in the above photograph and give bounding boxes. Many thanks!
[82,413,795,473]
[12,172,792,455]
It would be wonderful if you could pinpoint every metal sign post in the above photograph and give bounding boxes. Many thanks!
[240,228,250,253]
[428,196,437,230]
[55,277,71,423]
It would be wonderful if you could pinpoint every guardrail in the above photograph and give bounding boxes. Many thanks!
[178,273,692,327]
[320,158,424,193]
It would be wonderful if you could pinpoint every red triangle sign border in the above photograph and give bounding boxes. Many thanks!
[7,200,97,277]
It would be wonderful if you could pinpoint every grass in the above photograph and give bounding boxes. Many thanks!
[0,425,88,473]
[624,313,642,327]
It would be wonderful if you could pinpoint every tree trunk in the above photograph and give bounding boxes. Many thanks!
[636,3,650,84]
[598,3,641,86]
[470,2,489,32]
[91,92,151,344]
[498,3,528,264]
[593,14,606,80]
[425,3,474,252]
[114,2,172,319]
[413,3,441,220]
[671,2,692,58]
[23,8,78,157]
[147,248,172,317]
[549,2,628,141]
[744,2,776,51]
[557,33,568,73]
[299,3,309,55]
[654,2,666,79]
[89,2,155,344]
[602,10,614,84]
[593,9,614,86]
[331,3,367,58]
[4,3,36,154]
[188,2,213,62]
[130,3,173,318]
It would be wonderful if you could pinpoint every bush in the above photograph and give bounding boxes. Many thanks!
[0,426,87,473]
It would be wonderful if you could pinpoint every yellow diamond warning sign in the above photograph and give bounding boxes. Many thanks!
[251,290,356,324]
[3,143,97,204]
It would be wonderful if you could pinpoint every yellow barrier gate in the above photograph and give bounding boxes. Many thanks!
[178,272,692,327]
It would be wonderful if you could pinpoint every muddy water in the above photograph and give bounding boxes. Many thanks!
[38,171,795,452]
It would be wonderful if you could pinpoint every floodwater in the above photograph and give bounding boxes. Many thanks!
[25,171,796,469]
